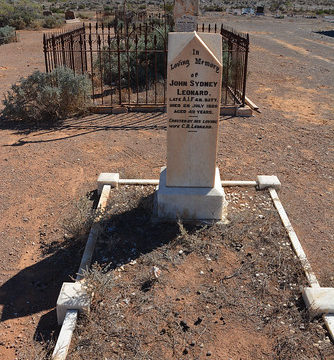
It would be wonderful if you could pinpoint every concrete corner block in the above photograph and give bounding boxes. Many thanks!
[56,282,91,325]
[236,105,252,117]
[97,172,119,194]
[256,175,281,190]
[302,287,334,317]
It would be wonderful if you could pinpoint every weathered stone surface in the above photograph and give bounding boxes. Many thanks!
[56,282,90,325]
[257,175,281,190]
[156,167,226,220]
[174,0,199,32]
[166,32,222,188]
[303,287,334,316]
[97,172,119,194]
[65,10,75,20]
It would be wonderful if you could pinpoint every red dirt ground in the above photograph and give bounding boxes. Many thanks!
[0,15,333,358]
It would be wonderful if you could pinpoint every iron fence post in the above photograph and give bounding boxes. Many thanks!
[242,33,249,107]
[43,34,49,73]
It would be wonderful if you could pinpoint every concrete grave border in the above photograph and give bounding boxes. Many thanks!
[51,174,333,359]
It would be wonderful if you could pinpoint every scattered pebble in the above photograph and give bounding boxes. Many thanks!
[152,266,161,278]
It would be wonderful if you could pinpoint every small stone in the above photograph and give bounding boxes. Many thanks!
[199,343,204,348]
[178,250,184,255]
[206,351,212,356]
[152,266,161,278]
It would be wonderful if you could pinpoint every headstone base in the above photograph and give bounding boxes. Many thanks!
[154,167,227,221]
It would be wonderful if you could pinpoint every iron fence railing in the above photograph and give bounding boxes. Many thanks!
[43,22,249,107]
[197,23,249,107]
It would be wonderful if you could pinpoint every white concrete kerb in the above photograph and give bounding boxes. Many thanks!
[98,173,259,189]
[52,175,334,359]
[268,187,334,342]
[52,184,111,360]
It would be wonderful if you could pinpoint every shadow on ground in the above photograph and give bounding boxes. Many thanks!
[0,112,167,145]
[92,190,201,272]
[0,240,84,324]
[316,30,334,38]
[0,188,186,341]
[1,113,233,147]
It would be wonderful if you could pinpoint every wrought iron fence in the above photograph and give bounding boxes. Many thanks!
[43,22,249,108]
[197,23,249,107]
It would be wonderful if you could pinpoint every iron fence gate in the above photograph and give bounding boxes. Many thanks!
[43,22,249,108]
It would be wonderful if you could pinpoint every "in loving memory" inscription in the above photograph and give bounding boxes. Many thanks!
[168,48,220,131]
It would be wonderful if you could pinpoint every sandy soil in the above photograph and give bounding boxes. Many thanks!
[0,15,333,358]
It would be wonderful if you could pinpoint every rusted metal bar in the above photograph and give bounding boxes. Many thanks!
[108,34,113,105]
[79,34,84,74]
[97,34,104,105]
[117,31,122,105]
[83,24,88,72]
[89,33,95,103]
[163,30,167,104]
[154,34,157,104]
[70,34,75,73]
[145,23,148,104]
[242,33,249,106]
[43,34,49,73]
[51,35,57,69]
[126,23,130,104]
[60,35,65,67]
[135,33,139,104]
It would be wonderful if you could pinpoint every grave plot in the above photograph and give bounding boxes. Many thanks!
[49,24,333,360]
[66,186,334,359]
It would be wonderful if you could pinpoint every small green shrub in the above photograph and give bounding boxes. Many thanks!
[95,25,168,90]
[2,67,92,124]
[42,14,64,28]
[0,26,16,45]
[0,0,41,29]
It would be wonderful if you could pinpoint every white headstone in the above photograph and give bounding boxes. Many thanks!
[166,32,222,187]
[154,32,227,221]
[174,0,198,32]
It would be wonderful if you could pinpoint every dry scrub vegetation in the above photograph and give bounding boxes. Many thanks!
[65,186,334,360]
